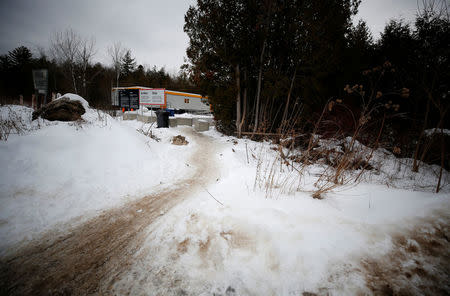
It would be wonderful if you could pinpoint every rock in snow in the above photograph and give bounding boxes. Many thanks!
[172,135,189,145]
[32,97,86,121]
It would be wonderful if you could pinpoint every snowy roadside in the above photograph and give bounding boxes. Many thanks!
[109,130,450,295]
[0,96,197,254]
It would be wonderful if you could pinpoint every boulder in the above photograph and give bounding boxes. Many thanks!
[171,135,189,146]
[32,98,85,121]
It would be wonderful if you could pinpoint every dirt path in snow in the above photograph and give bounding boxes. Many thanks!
[0,129,220,296]
[361,212,450,295]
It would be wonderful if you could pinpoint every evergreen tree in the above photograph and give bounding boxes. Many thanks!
[8,46,32,67]
[121,50,136,77]
[184,0,360,133]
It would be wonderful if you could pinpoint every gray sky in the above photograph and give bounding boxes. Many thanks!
[0,0,419,73]
[356,0,420,39]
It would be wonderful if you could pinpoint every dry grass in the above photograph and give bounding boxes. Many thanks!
[253,80,391,199]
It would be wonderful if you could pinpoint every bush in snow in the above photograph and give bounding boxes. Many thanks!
[0,105,32,141]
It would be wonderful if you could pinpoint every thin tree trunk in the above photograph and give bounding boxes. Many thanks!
[253,39,266,134]
[280,68,297,134]
[82,66,87,98]
[419,108,448,166]
[239,69,247,134]
[71,64,78,94]
[235,64,241,137]
[436,127,444,193]
[412,97,430,172]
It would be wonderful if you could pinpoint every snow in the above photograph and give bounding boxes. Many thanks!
[424,128,450,137]
[1,97,449,294]
[0,99,196,253]
[55,93,98,122]
[0,104,52,139]
[110,130,449,294]
[56,93,90,110]
[175,112,214,119]
[140,109,157,116]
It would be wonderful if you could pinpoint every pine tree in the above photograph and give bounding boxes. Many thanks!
[121,50,136,77]
[8,46,32,67]
[185,0,360,134]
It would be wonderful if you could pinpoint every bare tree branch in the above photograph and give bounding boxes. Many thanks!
[107,42,125,88]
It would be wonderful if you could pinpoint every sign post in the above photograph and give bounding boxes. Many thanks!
[139,88,165,106]
[32,69,48,106]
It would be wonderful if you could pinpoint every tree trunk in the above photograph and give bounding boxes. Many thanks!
[418,107,448,166]
[70,64,78,94]
[412,97,430,172]
[436,127,445,193]
[280,68,297,134]
[235,64,241,137]
[253,39,266,134]
[82,65,87,98]
[239,69,247,134]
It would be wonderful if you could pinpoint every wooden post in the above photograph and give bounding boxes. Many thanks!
[31,94,36,109]
[19,95,23,105]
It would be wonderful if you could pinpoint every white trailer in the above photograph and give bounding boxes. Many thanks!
[165,90,210,113]
[111,87,210,113]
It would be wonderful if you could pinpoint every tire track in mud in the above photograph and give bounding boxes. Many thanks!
[324,210,450,295]
[0,130,219,296]
[362,211,450,295]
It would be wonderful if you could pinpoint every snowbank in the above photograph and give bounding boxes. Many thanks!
[0,103,196,253]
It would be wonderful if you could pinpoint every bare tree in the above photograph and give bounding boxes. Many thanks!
[108,42,125,88]
[253,39,266,134]
[235,64,241,137]
[50,29,81,94]
[417,0,449,19]
[78,37,96,97]
[50,29,96,97]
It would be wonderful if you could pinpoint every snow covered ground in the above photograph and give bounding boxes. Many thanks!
[0,95,196,253]
[110,130,450,295]
[1,95,449,294]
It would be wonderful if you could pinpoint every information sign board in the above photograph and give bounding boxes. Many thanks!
[32,69,48,93]
[119,89,140,109]
[139,89,165,105]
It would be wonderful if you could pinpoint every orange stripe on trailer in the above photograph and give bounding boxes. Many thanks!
[165,90,203,99]
[164,91,167,108]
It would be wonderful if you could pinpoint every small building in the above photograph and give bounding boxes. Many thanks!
[111,86,210,114]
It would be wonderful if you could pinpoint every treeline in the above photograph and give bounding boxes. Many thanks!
[0,32,199,108]
[184,0,449,163]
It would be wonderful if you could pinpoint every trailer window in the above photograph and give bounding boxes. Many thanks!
[184,98,190,103]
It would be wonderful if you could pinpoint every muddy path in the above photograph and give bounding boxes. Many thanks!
[0,130,220,296]
[362,212,450,295]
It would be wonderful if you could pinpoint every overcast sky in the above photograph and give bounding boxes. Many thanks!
[0,0,419,74]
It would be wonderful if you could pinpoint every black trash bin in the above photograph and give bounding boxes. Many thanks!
[156,110,169,128]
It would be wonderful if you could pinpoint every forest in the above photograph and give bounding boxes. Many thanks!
[0,40,197,108]
[183,0,449,177]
